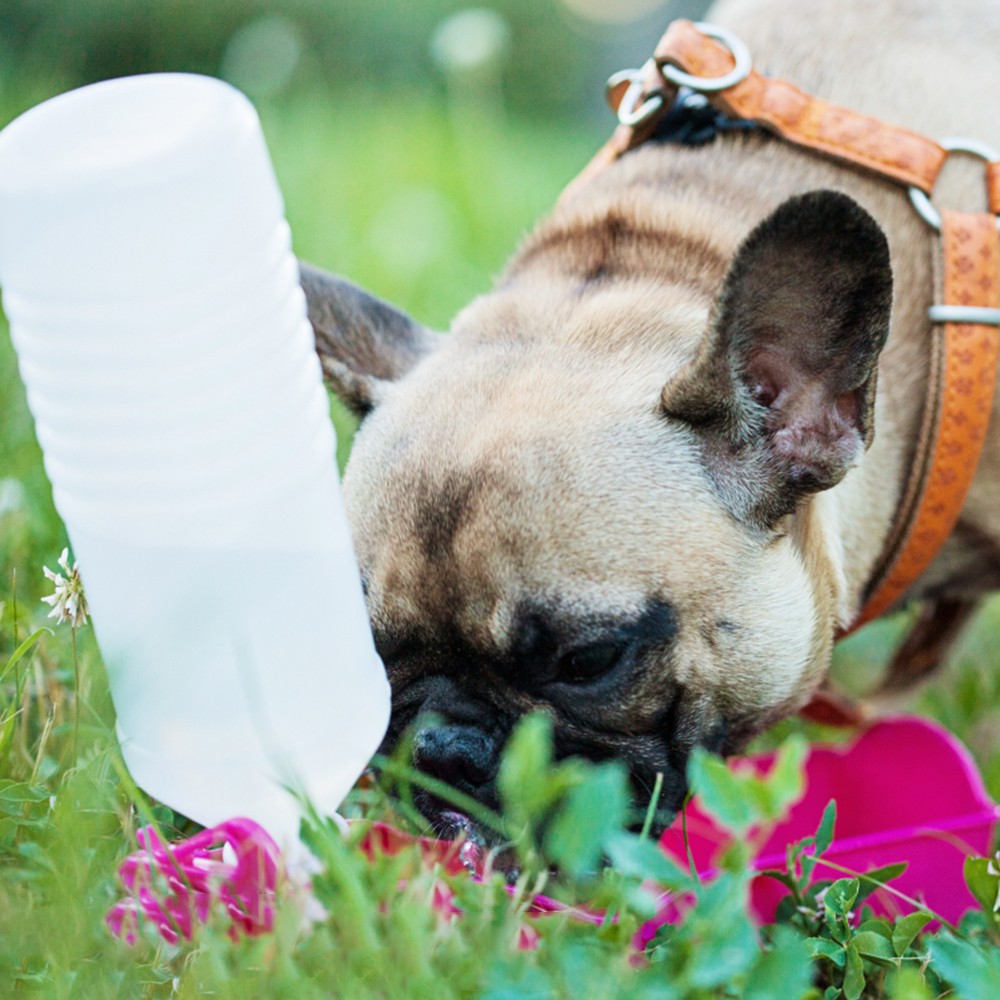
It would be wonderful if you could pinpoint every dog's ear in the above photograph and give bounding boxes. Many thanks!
[661,189,893,524]
[299,261,442,417]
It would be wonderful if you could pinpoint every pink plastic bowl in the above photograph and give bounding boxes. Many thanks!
[659,716,999,924]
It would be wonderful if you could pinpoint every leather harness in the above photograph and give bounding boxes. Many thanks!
[566,20,1000,721]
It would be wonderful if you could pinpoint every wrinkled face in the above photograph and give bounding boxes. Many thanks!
[346,366,827,833]
[342,295,827,837]
[305,189,892,837]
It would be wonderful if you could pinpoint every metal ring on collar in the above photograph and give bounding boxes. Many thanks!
[614,59,666,128]
[660,23,753,93]
[908,137,1000,231]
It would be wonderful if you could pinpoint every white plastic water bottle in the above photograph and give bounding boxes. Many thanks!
[0,74,390,851]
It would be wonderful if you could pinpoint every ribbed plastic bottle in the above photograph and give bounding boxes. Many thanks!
[0,74,390,851]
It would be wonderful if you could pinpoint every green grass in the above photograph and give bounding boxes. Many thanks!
[3,86,1000,998]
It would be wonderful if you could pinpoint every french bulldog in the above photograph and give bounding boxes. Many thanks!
[300,0,1000,838]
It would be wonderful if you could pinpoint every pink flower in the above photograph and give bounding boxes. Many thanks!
[516,923,541,951]
[107,818,280,945]
[431,881,463,921]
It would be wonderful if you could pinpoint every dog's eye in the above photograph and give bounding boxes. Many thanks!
[556,642,626,684]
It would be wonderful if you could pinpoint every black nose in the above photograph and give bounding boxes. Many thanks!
[412,724,497,793]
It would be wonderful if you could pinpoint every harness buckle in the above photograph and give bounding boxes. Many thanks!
[608,22,752,130]
[659,22,753,93]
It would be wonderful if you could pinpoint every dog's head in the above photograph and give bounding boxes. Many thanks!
[304,189,892,836]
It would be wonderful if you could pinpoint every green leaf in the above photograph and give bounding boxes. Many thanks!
[798,799,838,885]
[850,930,895,964]
[773,894,802,926]
[742,925,813,1000]
[843,941,866,1000]
[892,911,933,956]
[622,882,662,921]
[888,966,935,1000]
[0,627,50,687]
[688,747,757,834]
[761,735,808,821]
[824,878,859,916]
[688,736,808,840]
[759,869,798,893]
[685,893,760,988]
[0,711,17,764]
[808,937,846,967]
[604,831,692,887]
[928,933,1000,1000]
[856,918,893,940]
[964,856,1000,915]
[856,861,908,904]
[497,712,555,821]
[814,799,837,856]
[0,817,18,849]
[0,780,49,816]
[959,906,994,938]
[545,761,629,877]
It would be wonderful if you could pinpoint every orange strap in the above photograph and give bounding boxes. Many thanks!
[989,160,1000,215]
[584,19,1000,213]
[851,212,1000,628]
[654,20,949,192]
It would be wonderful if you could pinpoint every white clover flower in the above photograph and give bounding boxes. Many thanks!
[988,855,1000,912]
[41,548,89,628]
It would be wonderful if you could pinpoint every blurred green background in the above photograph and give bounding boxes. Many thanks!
[0,0,708,583]
[2,0,1000,795]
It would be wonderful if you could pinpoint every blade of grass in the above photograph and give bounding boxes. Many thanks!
[681,792,701,884]
[639,771,665,842]
[0,627,51,688]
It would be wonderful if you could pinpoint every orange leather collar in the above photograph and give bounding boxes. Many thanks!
[849,212,1000,631]
[569,20,1000,719]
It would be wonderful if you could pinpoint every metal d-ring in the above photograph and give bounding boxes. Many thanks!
[659,22,752,93]
[610,23,752,129]
[908,136,1000,231]
[612,59,666,128]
